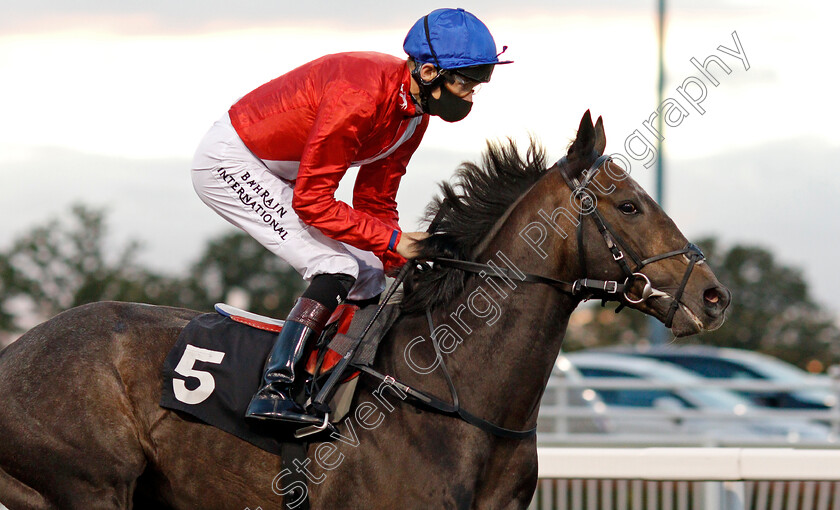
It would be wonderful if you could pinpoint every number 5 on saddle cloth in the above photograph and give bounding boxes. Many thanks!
[159,299,400,452]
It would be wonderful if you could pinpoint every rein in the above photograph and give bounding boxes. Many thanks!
[349,264,537,440]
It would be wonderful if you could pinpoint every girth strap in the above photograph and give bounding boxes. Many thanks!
[280,441,310,510]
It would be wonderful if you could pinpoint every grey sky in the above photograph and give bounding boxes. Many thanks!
[3,0,790,34]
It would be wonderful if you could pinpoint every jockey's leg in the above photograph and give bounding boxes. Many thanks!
[342,242,386,306]
[245,273,355,423]
[346,294,381,307]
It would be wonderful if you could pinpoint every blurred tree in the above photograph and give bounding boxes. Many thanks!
[563,237,840,370]
[0,205,304,346]
[1,205,173,330]
[182,231,306,319]
[0,253,16,332]
[695,238,840,368]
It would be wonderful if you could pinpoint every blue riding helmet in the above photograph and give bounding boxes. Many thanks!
[404,8,512,83]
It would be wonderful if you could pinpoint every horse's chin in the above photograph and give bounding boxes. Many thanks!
[669,302,726,337]
[670,316,703,338]
[635,298,701,337]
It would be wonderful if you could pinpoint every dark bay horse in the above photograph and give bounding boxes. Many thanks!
[0,111,730,509]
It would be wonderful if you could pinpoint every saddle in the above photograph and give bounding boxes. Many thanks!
[216,302,358,378]
[159,300,400,455]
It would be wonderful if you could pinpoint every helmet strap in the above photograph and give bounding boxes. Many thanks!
[408,14,448,114]
[423,15,442,68]
[410,60,444,114]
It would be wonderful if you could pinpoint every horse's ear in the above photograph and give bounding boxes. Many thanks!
[567,110,596,162]
[594,116,606,155]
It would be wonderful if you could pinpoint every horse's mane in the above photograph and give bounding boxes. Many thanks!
[401,138,548,314]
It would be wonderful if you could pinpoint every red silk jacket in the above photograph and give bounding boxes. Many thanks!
[229,52,429,271]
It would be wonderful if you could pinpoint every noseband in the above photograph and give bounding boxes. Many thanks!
[432,155,706,328]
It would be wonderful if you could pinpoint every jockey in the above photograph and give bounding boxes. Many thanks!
[191,8,512,425]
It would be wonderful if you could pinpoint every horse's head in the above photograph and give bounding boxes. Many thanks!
[554,110,730,336]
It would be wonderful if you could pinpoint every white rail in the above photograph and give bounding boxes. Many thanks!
[537,448,840,480]
[534,448,840,510]
[538,377,840,446]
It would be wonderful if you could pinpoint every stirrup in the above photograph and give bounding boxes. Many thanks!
[294,413,333,439]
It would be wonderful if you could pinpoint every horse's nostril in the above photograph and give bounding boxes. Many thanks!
[704,288,721,305]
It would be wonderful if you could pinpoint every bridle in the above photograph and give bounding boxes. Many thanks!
[559,154,706,326]
[433,154,706,328]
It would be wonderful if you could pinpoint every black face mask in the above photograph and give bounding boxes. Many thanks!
[427,85,472,122]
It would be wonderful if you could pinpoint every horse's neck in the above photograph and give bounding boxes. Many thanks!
[429,271,577,429]
[389,176,582,431]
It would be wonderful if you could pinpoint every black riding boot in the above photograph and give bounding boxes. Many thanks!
[245,297,332,423]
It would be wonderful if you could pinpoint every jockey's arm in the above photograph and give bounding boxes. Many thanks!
[291,84,397,255]
[354,114,430,267]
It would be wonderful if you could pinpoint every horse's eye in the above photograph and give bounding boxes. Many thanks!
[618,202,638,215]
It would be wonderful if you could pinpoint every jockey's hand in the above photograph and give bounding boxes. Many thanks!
[396,231,430,260]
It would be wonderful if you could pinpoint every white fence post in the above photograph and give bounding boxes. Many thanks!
[704,482,721,510]
[722,481,746,510]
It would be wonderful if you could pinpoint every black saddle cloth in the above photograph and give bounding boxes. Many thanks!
[160,313,295,455]
[159,303,399,455]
